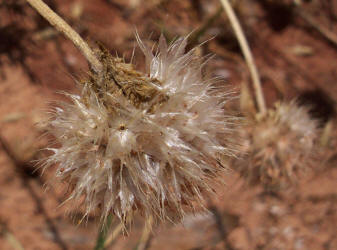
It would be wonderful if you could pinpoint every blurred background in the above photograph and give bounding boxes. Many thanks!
[0,0,336,249]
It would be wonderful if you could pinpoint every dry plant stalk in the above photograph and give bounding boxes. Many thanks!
[28,0,237,226]
[297,9,337,48]
[219,0,266,115]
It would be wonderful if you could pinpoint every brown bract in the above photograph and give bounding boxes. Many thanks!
[86,44,167,110]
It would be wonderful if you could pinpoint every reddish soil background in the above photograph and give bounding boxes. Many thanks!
[0,0,336,249]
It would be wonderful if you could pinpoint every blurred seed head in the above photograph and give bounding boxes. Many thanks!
[42,35,236,226]
[236,101,318,190]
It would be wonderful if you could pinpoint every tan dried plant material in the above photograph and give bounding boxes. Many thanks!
[236,101,318,190]
[42,35,237,226]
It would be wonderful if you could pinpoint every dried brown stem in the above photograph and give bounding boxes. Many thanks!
[26,0,103,73]
[219,0,267,115]
[297,9,337,48]
[103,222,124,248]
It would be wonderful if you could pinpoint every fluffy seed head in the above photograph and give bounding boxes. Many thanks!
[42,35,235,225]
[237,101,318,190]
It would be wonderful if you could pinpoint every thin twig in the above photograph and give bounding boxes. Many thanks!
[189,6,223,45]
[219,0,266,115]
[297,9,337,48]
[25,0,103,74]
[103,222,124,248]
[209,205,235,250]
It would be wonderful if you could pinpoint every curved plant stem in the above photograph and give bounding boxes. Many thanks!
[26,0,103,74]
[94,215,113,250]
[219,0,266,115]
[103,221,124,248]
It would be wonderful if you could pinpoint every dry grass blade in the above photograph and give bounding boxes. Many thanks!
[297,8,337,48]
[103,222,124,248]
[219,0,266,115]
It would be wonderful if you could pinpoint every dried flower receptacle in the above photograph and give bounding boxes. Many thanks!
[42,35,236,226]
[236,101,318,190]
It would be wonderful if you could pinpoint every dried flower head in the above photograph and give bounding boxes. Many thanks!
[42,35,235,225]
[236,101,318,190]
